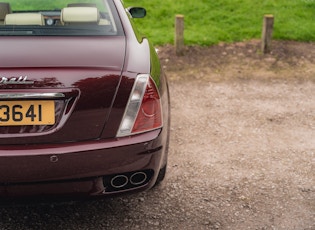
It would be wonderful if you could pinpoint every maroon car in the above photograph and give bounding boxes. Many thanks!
[0,0,170,198]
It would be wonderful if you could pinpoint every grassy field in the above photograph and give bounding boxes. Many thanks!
[124,0,315,45]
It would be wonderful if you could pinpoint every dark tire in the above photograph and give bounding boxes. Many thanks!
[154,164,167,186]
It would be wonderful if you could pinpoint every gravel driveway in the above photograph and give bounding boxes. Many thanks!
[0,41,314,230]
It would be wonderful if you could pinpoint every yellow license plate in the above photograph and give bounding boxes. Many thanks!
[0,101,55,126]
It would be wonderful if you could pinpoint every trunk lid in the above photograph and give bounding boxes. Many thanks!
[0,36,126,144]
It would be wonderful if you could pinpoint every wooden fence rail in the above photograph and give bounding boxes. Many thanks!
[174,14,274,55]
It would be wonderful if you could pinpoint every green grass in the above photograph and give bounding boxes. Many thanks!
[8,0,105,11]
[124,0,315,45]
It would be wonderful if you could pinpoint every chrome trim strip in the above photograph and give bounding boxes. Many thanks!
[0,93,65,99]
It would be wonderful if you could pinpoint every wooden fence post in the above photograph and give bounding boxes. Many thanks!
[175,14,184,56]
[261,14,274,54]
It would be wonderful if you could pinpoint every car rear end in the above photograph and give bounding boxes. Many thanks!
[0,0,170,199]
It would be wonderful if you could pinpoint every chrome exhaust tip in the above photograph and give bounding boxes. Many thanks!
[110,175,128,189]
[130,172,147,186]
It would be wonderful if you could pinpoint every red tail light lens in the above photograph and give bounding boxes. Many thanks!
[132,77,162,133]
[117,74,162,137]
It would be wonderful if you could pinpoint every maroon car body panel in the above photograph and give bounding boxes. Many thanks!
[0,130,160,183]
[0,0,170,199]
[0,37,125,69]
[0,37,126,143]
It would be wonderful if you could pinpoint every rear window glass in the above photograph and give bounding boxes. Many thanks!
[0,0,124,36]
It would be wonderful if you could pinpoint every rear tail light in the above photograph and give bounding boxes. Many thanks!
[117,74,162,137]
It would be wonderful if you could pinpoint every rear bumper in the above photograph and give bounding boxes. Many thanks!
[0,129,166,198]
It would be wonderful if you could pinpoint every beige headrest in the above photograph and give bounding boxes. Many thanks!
[5,13,44,25]
[61,7,100,24]
[0,2,11,20]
